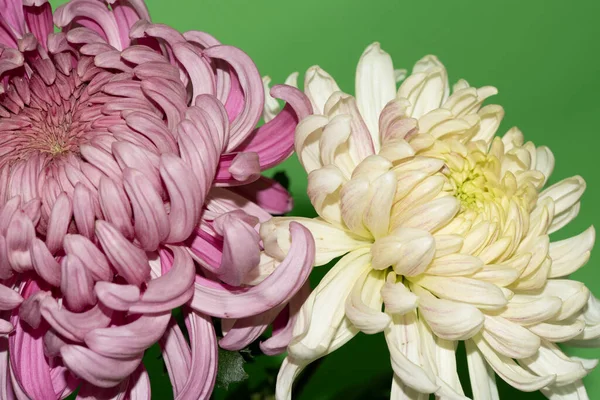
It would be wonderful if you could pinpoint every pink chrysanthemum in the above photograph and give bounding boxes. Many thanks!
[0,0,314,398]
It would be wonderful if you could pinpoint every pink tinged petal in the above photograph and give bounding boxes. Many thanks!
[63,234,112,282]
[123,168,170,251]
[176,119,219,192]
[45,193,72,255]
[72,183,99,240]
[21,198,41,227]
[193,94,231,152]
[95,282,141,311]
[203,46,263,150]
[230,176,293,215]
[112,141,163,197]
[40,298,111,343]
[0,236,13,279]
[172,41,216,99]
[60,345,142,388]
[260,282,311,356]
[61,255,96,312]
[0,283,23,310]
[0,319,12,334]
[53,1,122,49]
[206,188,271,222]
[80,144,123,183]
[226,152,261,183]
[126,364,151,400]
[190,222,315,318]
[85,312,171,359]
[181,311,218,399]
[6,212,35,273]
[160,154,202,243]
[98,176,135,239]
[23,3,52,50]
[128,247,195,313]
[30,239,60,287]
[159,322,191,395]
[140,78,186,131]
[219,304,285,351]
[235,85,312,170]
[212,211,260,287]
[9,280,62,400]
[124,111,178,154]
[0,196,21,236]
[110,0,148,49]
[95,221,150,286]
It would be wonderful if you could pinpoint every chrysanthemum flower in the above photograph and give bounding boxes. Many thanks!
[0,0,314,398]
[263,43,599,399]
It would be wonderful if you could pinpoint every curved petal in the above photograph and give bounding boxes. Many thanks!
[230,176,293,215]
[190,222,315,318]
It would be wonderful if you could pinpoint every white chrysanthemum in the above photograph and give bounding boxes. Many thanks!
[262,43,599,399]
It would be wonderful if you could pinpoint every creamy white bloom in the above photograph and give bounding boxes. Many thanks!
[263,43,599,400]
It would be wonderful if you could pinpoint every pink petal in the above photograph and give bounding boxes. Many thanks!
[205,188,271,222]
[110,0,150,50]
[60,255,96,312]
[24,2,52,50]
[230,176,293,215]
[128,246,195,314]
[124,111,178,154]
[6,211,35,273]
[85,312,171,359]
[193,94,230,153]
[0,0,25,39]
[95,282,141,311]
[63,234,112,282]
[260,281,311,355]
[30,238,61,287]
[0,236,13,280]
[190,222,315,318]
[219,304,285,351]
[53,0,122,50]
[212,211,260,287]
[72,183,98,240]
[235,84,312,170]
[172,41,216,100]
[203,46,263,150]
[40,298,112,342]
[123,167,170,251]
[160,154,203,243]
[98,176,134,239]
[60,345,142,388]
[95,220,150,286]
[126,363,151,400]
[9,280,65,400]
[160,310,217,399]
[45,192,72,255]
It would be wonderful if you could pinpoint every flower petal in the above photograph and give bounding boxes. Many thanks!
[304,66,339,115]
[345,269,390,334]
[191,222,314,318]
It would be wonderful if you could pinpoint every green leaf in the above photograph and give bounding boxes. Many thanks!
[216,348,249,390]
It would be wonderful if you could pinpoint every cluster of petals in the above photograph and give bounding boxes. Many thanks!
[262,43,599,399]
[0,0,315,398]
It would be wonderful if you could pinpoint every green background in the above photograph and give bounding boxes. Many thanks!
[49,0,600,398]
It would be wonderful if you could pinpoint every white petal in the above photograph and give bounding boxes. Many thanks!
[481,315,541,359]
[541,381,589,400]
[425,253,483,276]
[465,339,500,400]
[384,312,439,394]
[398,55,449,118]
[410,275,507,310]
[318,114,357,178]
[528,318,585,342]
[288,249,370,362]
[355,42,396,152]
[413,285,484,340]
[549,226,595,278]
[371,228,435,276]
[524,280,590,322]
[304,66,341,115]
[391,196,460,233]
[275,357,304,400]
[473,334,556,391]
[471,265,519,287]
[340,177,371,238]
[433,234,464,258]
[499,295,562,326]
[381,272,418,315]
[363,172,397,239]
[519,341,587,386]
[470,105,504,146]
[260,217,367,266]
[345,269,390,334]
[536,146,555,186]
[294,115,329,173]
[307,165,346,225]
[391,375,429,400]
[262,76,280,122]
